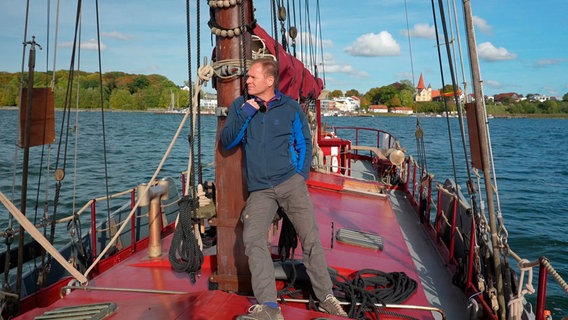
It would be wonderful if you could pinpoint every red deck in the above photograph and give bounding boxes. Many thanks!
[17,172,437,319]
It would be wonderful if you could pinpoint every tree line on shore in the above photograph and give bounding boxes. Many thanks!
[0,70,190,111]
[327,81,568,115]
[2,70,567,115]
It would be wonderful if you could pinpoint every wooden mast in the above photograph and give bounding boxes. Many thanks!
[16,37,41,298]
[210,0,253,292]
[463,1,506,318]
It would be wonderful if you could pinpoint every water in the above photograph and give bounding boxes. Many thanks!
[1,109,567,315]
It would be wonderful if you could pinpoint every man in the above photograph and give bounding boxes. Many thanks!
[220,57,348,320]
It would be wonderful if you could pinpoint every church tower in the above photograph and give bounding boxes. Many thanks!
[415,73,432,102]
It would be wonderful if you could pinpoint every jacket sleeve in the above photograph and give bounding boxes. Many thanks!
[292,106,313,179]
[220,96,253,150]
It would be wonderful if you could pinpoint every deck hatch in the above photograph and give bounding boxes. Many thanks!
[34,302,117,320]
[336,228,383,251]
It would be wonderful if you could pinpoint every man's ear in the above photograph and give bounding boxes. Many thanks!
[267,76,275,87]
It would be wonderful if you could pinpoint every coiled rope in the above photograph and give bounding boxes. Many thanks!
[331,269,418,319]
[168,196,203,283]
[169,63,214,283]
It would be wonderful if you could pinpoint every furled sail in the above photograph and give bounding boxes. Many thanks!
[252,24,323,101]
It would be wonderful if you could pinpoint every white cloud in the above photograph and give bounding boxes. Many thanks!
[542,86,558,96]
[296,32,333,49]
[473,16,492,35]
[321,52,368,78]
[59,38,107,51]
[534,58,565,68]
[477,42,516,61]
[102,31,134,41]
[485,79,503,89]
[403,23,435,39]
[325,63,369,78]
[344,31,400,57]
[82,39,107,51]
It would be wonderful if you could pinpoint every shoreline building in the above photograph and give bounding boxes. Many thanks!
[415,73,440,102]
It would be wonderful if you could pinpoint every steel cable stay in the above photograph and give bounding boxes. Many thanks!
[428,0,511,316]
[428,0,568,318]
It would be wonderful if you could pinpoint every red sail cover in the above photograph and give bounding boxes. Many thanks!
[252,24,323,100]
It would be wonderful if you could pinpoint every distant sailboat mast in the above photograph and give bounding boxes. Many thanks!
[168,90,175,111]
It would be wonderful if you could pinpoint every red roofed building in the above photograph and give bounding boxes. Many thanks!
[391,107,414,115]
[369,105,389,113]
[415,73,434,102]
[494,92,522,103]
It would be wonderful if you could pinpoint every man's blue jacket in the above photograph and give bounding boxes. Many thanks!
[220,91,312,192]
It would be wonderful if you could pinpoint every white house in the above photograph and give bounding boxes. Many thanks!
[369,105,388,113]
[391,107,413,115]
[333,96,360,112]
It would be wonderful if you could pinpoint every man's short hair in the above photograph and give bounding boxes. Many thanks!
[252,57,278,84]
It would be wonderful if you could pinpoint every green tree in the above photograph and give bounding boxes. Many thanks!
[345,89,360,97]
[0,72,19,106]
[399,79,414,90]
[128,76,151,94]
[363,87,380,105]
[522,104,536,114]
[539,100,558,114]
[373,85,397,106]
[440,84,461,98]
[398,88,414,107]
[80,73,102,89]
[389,96,402,108]
[329,90,343,98]
[110,89,135,110]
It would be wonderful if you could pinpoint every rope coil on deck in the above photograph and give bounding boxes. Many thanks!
[168,196,203,283]
[330,268,418,319]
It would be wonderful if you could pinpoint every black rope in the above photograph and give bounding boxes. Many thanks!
[330,269,418,319]
[275,206,418,319]
[168,195,203,283]
[429,0,458,187]
[94,0,113,233]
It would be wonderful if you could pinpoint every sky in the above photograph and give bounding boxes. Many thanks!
[1,0,567,99]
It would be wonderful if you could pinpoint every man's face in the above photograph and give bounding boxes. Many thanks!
[246,63,273,96]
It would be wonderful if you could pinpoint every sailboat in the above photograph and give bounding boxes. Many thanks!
[1,1,566,320]
[155,90,184,114]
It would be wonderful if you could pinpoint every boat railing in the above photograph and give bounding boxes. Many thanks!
[396,148,568,318]
[324,126,400,151]
[314,161,378,181]
[47,177,180,276]
[317,126,405,184]
[83,178,181,273]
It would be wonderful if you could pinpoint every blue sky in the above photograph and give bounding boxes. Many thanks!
[1,0,566,98]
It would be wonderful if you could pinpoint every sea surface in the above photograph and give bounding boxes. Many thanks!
[1,109,567,316]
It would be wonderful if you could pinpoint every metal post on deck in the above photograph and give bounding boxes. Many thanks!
[148,197,162,258]
[137,180,170,259]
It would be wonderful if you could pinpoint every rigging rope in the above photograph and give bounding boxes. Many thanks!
[84,63,214,279]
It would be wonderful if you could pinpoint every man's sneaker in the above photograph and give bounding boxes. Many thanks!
[318,294,348,317]
[236,304,285,320]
